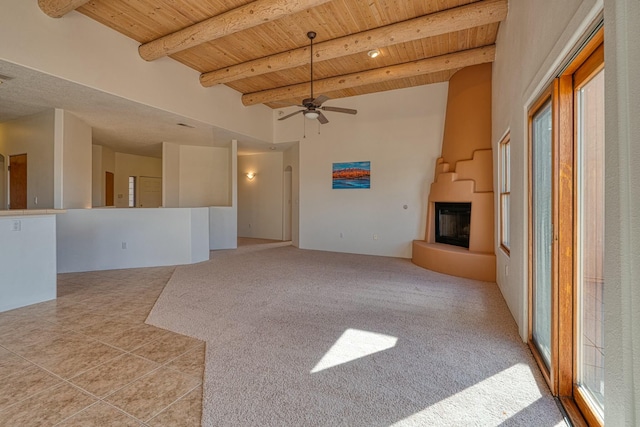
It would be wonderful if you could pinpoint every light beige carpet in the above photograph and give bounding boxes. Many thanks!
[147,244,566,426]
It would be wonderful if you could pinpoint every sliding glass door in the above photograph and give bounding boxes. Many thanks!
[528,26,604,426]
[530,96,554,373]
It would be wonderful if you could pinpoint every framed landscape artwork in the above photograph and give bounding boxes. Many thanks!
[332,161,371,189]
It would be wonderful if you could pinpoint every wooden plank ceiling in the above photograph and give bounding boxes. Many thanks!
[38,0,507,108]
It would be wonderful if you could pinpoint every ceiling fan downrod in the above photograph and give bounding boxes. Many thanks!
[307,31,316,101]
[276,30,357,125]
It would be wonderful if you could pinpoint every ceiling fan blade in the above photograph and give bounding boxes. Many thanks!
[321,106,358,115]
[278,109,305,120]
[317,111,329,124]
[313,94,330,106]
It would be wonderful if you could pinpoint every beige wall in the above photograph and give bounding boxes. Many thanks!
[0,110,91,210]
[91,145,103,207]
[179,145,230,207]
[92,144,116,207]
[0,110,55,209]
[57,110,92,209]
[162,142,231,208]
[237,152,284,240]
[283,143,300,247]
[114,152,162,208]
[603,0,640,422]
[274,83,448,258]
[162,142,180,208]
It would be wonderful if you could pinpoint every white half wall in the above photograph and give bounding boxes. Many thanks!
[237,152,284,240]
[57,208,210,273]
[274,84,448,258]
[492,0,601,339]
[209,207,237,250]
[0,214,57,312]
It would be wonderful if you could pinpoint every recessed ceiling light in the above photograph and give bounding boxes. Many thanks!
[367,49,380,58]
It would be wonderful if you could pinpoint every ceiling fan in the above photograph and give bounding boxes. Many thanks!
[278,31,357,124]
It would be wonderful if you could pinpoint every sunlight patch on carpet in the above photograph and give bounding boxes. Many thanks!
[388,363,551,425]
[311,328,397,373]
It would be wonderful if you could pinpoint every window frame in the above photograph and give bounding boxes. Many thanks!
[568,33,605,427]
[527,85,558,393]
[128,176,136,208]
[499,132,511,255]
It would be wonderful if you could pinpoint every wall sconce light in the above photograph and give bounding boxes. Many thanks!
[246,172,256,180]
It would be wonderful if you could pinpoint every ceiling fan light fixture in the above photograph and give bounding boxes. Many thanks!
[367,49,381,58]
[304,111,319,120]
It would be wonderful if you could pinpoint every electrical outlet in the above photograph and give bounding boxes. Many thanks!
[373,234,378,240]
[122,242,127,249]
[11,220,21,232]
[505,265,509,276]
[340,232,344,238]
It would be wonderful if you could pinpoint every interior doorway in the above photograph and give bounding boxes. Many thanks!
[9,154,27,210]
[283,166,292,241]
[105,171,114,206]
[0,154,5,210]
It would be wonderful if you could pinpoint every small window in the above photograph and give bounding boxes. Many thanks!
[128,176,136,208]
[499,132,511,254]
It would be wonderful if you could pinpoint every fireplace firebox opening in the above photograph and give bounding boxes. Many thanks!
[435,202,471,248]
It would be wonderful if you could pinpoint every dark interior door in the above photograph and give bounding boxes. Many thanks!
[9,154,27,209]
[106,171,114,206]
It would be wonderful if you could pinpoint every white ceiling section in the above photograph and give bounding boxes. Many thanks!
[0,59,279,158]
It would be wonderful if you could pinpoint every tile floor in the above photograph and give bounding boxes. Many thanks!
[0,266,204,427]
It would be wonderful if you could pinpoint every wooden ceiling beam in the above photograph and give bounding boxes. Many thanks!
[201,0,507,87]
[139,0,332,62]
[37,0,91,18]
[241,45,496,106]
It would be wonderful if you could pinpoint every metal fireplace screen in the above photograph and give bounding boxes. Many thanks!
[435,202,471,248]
